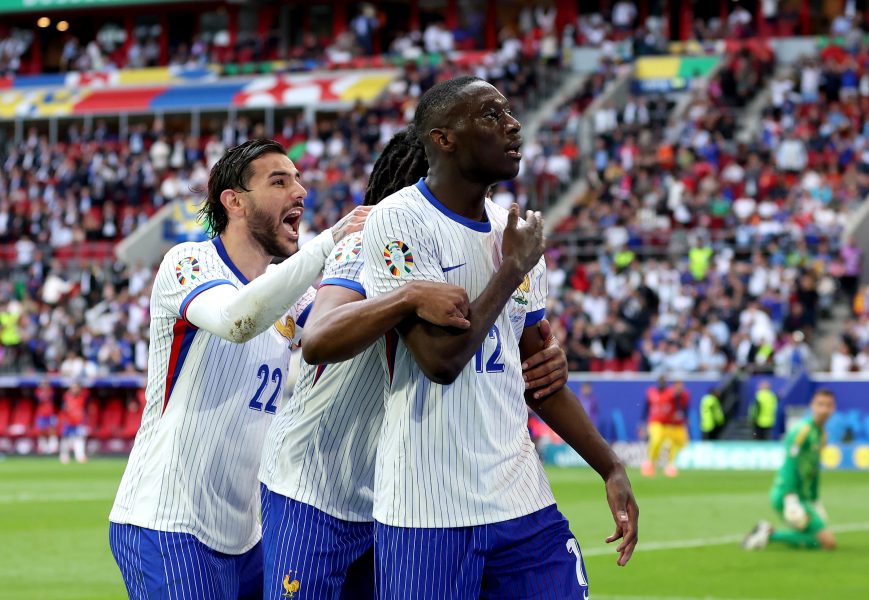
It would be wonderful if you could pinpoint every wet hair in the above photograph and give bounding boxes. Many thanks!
[412,75,485,146]
[363,125,429,206]
[199,138,287,237]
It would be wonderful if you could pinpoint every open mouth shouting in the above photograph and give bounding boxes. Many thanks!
[282,206,304,241]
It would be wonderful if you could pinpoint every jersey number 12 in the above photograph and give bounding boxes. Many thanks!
[474,325,505,373]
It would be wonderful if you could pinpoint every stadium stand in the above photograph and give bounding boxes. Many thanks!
[1,3,868,453]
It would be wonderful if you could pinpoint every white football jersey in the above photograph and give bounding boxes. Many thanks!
[362,180,553,528]
[110,236,312,554]
[259,231,388,522]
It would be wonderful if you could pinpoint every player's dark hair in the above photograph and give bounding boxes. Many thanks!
[199,138,287,237]
[814,388,836,400]
[413,76,485,145]
[363,125,429,206]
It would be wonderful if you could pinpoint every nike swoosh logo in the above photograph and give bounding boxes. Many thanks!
[442,263,466,273]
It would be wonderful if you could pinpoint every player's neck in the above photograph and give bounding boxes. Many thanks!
[219,226,273,282]
[424,173,488,222]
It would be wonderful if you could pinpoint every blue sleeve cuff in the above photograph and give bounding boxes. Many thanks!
[320,277,367,298]
[295,302,313,328]
[180,279,236,321]
[524,308,545,329]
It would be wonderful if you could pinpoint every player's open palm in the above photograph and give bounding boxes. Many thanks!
[409,282,471,330]
[502,204,545,275]
[332,205,372,242]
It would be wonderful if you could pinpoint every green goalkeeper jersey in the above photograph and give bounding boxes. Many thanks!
[771,417,823,503]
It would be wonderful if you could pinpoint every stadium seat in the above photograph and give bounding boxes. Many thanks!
[120,400,144,440]
[7,399,35,439]
[94,398,124,441]
[0,397,12,433]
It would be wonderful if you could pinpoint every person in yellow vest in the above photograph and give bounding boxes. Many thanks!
[750,380,778,440]
[700,387,726,440]
[0,301,23,368]
[688,239,713,282]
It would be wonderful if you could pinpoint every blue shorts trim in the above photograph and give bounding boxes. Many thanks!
[108,522,262,600]
[374,505,588,600]
[260,484,375,600]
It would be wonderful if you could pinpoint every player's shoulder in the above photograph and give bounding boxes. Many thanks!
[372,184,429,220]
[327,231,365,267]
[158,239,217,273]
[791,420,814,446]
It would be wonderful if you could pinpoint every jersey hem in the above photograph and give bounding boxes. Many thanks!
[108,514,261,555]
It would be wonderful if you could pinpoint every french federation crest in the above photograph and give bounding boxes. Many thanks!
[512,274,530,305]
[175,257,200,285]
[383,240,414,277]
[282,572,301,598]
[274,316,296,342]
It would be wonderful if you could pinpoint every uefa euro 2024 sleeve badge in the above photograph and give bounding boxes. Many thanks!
[175,257,200,285]
[383,240,414,277]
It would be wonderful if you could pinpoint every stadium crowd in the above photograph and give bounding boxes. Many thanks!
[3,10,869,382]
[544,36,869,376]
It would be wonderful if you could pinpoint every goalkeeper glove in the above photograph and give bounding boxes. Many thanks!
[783,494,809,529]
[813,501,828,522]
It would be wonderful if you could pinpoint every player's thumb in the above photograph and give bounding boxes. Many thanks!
[537,318,553,344]
[506,203,519,230]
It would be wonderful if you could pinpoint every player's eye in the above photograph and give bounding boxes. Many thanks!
[272,179,285,186]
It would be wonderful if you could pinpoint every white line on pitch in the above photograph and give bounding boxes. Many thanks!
[582,522,869,557]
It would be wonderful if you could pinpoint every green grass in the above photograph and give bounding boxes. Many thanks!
[0,458,867,599]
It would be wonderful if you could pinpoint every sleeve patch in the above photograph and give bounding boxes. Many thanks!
[383,240,414,277]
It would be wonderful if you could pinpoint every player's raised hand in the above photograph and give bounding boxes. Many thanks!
[501,204,545,275]
[604,467,639,567]
[331,205,372,242]
[522,319,568,399]
[406,281,471,330]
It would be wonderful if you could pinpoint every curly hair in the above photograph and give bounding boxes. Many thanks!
[363,125,429,206]
[199,138,287,237]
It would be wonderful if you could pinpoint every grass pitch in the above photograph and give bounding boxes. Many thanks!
[1,457,866,599]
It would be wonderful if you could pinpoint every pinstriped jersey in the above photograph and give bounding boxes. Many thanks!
[362,180,553,528]
[109,237,313,554]
[259,231,387,522]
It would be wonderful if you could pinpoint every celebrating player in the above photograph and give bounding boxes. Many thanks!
[258,125,569,600]
[108,139,369,600]
[362,77,638,599]
[743,389,837,551]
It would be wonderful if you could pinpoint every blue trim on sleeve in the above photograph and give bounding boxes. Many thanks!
[295,303,314,328]
[212,236,249,284]
[320,277,367,298]
[415,178,491,233]
[524,308,545,329]
[180,279,236,322]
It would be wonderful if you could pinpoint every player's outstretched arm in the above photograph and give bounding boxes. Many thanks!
[302,281,470,365]
[520,327,639,567]
[398,205,545,385]
[185,207,369,343]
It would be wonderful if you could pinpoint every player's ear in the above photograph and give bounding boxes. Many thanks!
[428,127,455,153]
[220,189,244,216]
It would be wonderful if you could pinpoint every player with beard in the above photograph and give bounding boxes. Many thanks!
[109,139,369,600]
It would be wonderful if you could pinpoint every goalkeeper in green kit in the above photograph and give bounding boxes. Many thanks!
[743,389,837,551]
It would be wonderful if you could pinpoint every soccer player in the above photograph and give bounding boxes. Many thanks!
[641,376,689,477]
[362,77,638,599]
[108,139,369,600]
[743,389,837,551]
[59,380,88,464]
[34,378,58,455]
[258,125,569,600]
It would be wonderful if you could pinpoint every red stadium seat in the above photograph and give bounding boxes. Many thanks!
[94,398,124,441]
[120,399,145,440]
[0,397,12,433]
[7,399,35,439]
